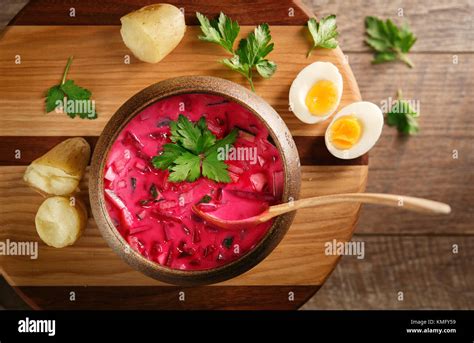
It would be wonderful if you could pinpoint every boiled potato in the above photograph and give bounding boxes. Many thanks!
[35,196,87,248]
[120,4,186,63]
[23,137,90,196]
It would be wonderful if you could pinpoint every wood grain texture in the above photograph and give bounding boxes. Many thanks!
[0,0,365,309]
[14,286,318,310]
[303,0,474,52]
[0,0,27,28]
[0,165,366,287]
[10,0,313,25]
[9,0,474,52]
[347,53,474,234]
[0,136,368,166]
[301,235,474,309]
[0,26,360,137]
[1,0,471,310]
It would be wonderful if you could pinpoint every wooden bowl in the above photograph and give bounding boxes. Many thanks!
[89,76,301,286]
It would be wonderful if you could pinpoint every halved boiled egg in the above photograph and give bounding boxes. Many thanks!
[325,102,383,159]
[289,61,343,124]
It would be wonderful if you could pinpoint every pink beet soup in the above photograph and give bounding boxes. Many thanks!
[103,93,284,270]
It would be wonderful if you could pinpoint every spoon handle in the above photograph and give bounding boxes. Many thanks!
[262,193,451,221]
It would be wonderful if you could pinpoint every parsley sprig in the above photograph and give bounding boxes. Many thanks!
[386,89,420,135]
[152,115,238,183]
[365,16,417,68]
[196,12,239,54]
[196,12,277,92]
[45,56,97,119]
[306,15,339,57]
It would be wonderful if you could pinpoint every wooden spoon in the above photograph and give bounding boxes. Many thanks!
[192,193,451,230]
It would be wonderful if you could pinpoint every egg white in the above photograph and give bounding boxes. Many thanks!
[289,61,343,124]
[325,101,384,159]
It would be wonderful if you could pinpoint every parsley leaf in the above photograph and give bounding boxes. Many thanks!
[222,23,276,91]
[238,24,274,66]
[204,128,238,156]
[151,143,187,170]
[61,79,91,100]
[196,12,239,54]
[168,115,217,154]
[174,114,205,153]
[386,89,420,135]
[169,152,201,182]
[152,116,237,183]
[197,12,276,92]
[306,15,339,57]
[202,150,231,183]
[196,128,216,153]
[365,16,417,68]
[44,56,97,119]
[255,60,277,78]
[45,85,64,113]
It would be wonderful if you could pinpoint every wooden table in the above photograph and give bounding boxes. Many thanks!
[0,0,367,310]
[303,0,474,309]
[0,0,472,310]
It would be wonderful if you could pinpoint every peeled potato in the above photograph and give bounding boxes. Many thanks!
[120,4,186,63]
[35,196,87,248]
[24,137,90,196]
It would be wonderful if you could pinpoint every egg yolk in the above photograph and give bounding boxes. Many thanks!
[305,80,338,116]
[330,115,362,149]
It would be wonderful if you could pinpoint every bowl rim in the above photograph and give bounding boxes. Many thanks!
[89,76,301,286]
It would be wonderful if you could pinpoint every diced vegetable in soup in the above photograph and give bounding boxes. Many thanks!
[104,93,284,270]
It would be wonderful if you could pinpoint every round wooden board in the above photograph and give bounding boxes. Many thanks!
[0,0,367,309]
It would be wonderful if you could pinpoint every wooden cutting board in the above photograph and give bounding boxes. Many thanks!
[0,0,367,309]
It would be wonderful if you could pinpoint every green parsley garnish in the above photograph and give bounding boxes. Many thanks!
[45,56,97,119]
[386,89,420,135]
[306,15,339,57]
[222,236,234,249]
[152,115,238,183]
[196,12,276,92]
[149,183,159,199]
[365,16,417,68]
[196,12,239,54]
[197,195,212,204]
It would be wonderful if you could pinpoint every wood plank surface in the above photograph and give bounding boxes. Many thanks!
[0,165,366,286]
[15,286,319,310]
[0,0,365,309]
[0,0,26,27]
[306,0,474,309]
[9,0,313,25]
[10,0,474,52]
[302,235,474,309]
[347,53,474,234]
[304,0,474,52]
[1,0,472,310]
[0,136,368,166]
[0,25,360,137]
